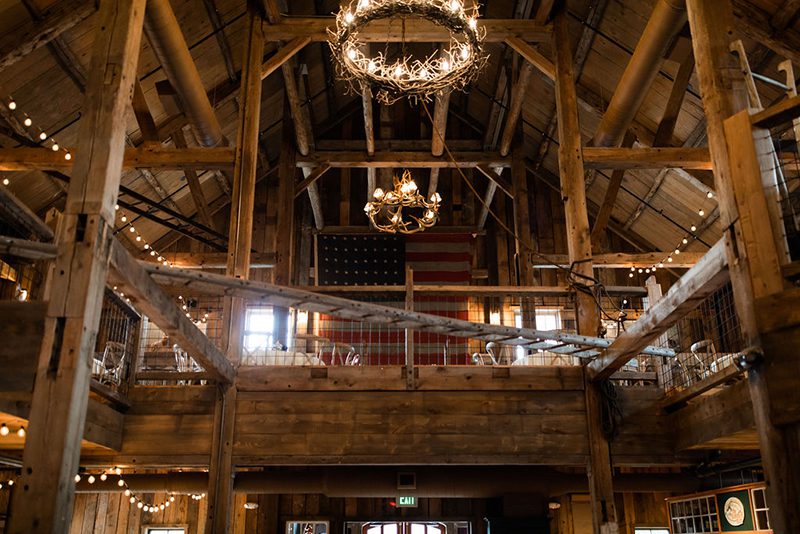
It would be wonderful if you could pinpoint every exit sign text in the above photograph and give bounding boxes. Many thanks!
[397,496,417,508]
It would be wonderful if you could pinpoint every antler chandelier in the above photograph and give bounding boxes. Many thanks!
[364,170,442,234]
[329,0,488,104]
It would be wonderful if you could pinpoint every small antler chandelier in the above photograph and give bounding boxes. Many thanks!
[364,170,442,234]
[329,0,488,105]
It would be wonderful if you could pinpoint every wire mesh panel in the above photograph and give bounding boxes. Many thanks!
[92,289,141,395]
[654,283,745,393]
[770,124,800,262]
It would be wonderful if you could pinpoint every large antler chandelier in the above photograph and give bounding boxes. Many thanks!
[329,0,488,105]
[364,170,442,234]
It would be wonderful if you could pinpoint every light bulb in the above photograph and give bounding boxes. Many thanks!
[645,268,651,273]
[347,48,357,60]
[170,496,175,502]
[449,0,461,11]
[74,474,81,483]
[690,225,697,232]
[125,489,131,496]
[460,46,469,59]
[698,209,704,216]
[682,238,688,244]
[344,11,354,23]
[137,501,144,509]
[8,480,13,486]
[150,250,156,256]
[629,273,634,278]
[674,249,680,255]
[441,59,450,71]
[64,152,71,160]
[707,191,713,198]
[667,257,673,262]
[160,504,165,510]
[118,479,125,487]
[358,0,369,8]
[115,204,119,210]
[130,497,136,504]
[16,427,25,438]
[373,187,384,199]
[115,467,122,475]
[24,117,32,127]
[128,226,135,232]
[2,178,8,186]
[88,475,95,484]
[120,215,127,222]
[367,60,376,72]
[419,68,429,79]
[8,101,16,110]
[144,243,150,249]
[39,132,47,140]
[425,210,434,219]
[630,266,636,272]
[51,143,59,151]
[468,17,477,29]
[638,269,643,273]
[100,473,107,481]
[407,180,417,191]
[165,501,171,507]
[0,424,8,436]
[163,260,169,266]
[658,263,664,268]
[394,65,404,77]
[136,236,141,242]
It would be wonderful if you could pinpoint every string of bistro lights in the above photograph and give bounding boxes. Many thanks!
[0,464,205,513]
[3,98,73,181]
[627,190,716,279]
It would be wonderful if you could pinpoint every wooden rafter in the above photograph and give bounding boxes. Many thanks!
[0,147,235,171]
[200,0,238,82]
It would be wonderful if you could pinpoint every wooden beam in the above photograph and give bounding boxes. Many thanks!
[294,164,332,198]
[0,0,96,72]
[504,36,556,80]
[200,0,238,82]
[5,2,145,531]
[263,18,551,43]
[0,186,54,241]
[529,251,705,269]
[511,148,533,287]
[581,147,713,170]
[0,147,235,171]
[475,164,514,198]
[590,131,636,247]
[750,93,800,128]
[553,11,617,533]
[107,241,234,382]
[362,87,376,156]
[296,151,510,168]
[588,240,730,380]
[653,37,695,146]
[161,251,276,269]
[172,129,216,229]
[260,36,311,80]
[498,63,535,157]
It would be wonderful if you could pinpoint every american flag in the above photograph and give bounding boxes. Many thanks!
[315,233,474,365]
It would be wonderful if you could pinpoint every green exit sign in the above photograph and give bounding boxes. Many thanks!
[397,496,417,508]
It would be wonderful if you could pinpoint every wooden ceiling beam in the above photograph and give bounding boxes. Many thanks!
[294,164,332,198]
[504,37,556,80]
[263,18,551,42]
[0,147,235,171]
[428,91,451,196]
[261,36,311,80]
[590,131,636,247]
[498,63,535,157]
[162,251,276,269]
[200,0,238,82]
[529,251,706,269]
[582,147,712,170]
[296,151,511,168]
[0,0,96,72]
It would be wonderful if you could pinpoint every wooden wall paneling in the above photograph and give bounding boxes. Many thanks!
[5,1,145,531]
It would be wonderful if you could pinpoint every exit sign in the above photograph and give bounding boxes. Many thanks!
[397,496,417,508]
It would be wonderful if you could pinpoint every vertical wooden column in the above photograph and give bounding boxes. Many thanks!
[687,0,799,530]
[552,10,617,534]
[511,146,534,288]
[404,265,416,389]
[207,5,264,533]
[6,1,145,532]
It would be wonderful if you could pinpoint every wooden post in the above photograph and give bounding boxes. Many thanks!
[553,9,617,534]
[6,1,145,531]
[273,103,297,343]
[405,265,416,390]
[644,275,668,388]
[687,0,800,530]
[207,5,264,532]
[511,146,534,288]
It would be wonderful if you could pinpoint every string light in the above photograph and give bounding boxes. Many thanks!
[115,209,173,267]
[4,96,74,163]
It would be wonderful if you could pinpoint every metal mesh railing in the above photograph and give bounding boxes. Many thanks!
[655,283,745,393]
[91,289,141,396]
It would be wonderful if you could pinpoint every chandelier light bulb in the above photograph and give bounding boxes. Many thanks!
[74,474,81,483]
[150,250,156,256]
[407,180,417,192]
[24,117,32,127]
[460,46,470,60]
[449,0,461,11]
[430,192,441,202]
[440,59,450,72]
[394,65,404,78]
[165,501,171,507]
[8,100,16,110]
[347,48,357,60]
[344,11,354,23]
[373,187,384,199]
[7,480,13,486]
[638,269,643,274]
[358,0,370,8]
[628,272,634,278]
[419,68,429,79]
[367,60,376,72]
[170,496,175,502]
[468,17,477,29]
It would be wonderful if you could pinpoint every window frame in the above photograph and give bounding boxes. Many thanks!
[143,526,188,534]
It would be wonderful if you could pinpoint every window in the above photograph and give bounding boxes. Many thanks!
[751,487,770,530]
[244,307,275,352]
[669,496,719,533]
[146,529,185,534]
[287,521,329,534]
[514,307,562,361]
[634,529,669,534]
